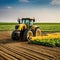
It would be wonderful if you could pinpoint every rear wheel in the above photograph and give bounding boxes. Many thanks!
[35,27,41,36]
[11,30,20,40]
[23,30,33,41]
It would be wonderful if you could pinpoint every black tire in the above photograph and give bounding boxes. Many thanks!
[23,30,33,41]
[31,29,35,36]
[11,30,20,40]
[35,27,41,36]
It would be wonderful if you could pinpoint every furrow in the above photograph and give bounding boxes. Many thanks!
[0,44,27,60]
[0,51,17,60]
[24,45,60,59]
[0,55,6,60]
[11,46,46,60]
[0,44,39,60]
[17,46,55,60]
[5,46,41,60]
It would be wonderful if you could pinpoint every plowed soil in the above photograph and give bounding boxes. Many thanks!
[0,31,60,60]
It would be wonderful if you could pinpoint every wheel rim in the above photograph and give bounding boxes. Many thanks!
[27,31,33,40]
[36,29,41,36]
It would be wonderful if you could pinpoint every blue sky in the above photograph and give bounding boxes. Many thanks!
[0,0,51,8]
[0,0,60,22]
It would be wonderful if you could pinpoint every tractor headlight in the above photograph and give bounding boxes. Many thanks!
[15,25,19,29]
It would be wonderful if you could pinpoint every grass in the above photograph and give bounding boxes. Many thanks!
[0,25,15,31]
[0,22,17,31]
[34,23,60,32]
[0,23,60,31]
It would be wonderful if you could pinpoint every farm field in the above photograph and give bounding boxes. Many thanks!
[0,31,60,60]
[30,33,60,47]
[0,23,60,32]
[0,23,60,60]
[35,23,60,32]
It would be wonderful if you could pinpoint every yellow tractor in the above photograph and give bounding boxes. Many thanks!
[11,18,41,41]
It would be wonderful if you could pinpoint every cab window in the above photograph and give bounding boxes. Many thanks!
[26,20,29,24]
[30,20,33,26]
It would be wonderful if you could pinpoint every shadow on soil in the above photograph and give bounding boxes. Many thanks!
[0,31,60,45]
[0,38,27,44]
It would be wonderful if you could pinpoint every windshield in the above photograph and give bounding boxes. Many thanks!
[20,19,33,26]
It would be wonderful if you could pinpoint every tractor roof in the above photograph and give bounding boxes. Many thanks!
[22,18,35,21]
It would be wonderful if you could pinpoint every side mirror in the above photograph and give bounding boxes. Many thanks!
[18,18,20,24]
[33,19,35,22]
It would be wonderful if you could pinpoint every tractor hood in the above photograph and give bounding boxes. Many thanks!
[17,24,27,31]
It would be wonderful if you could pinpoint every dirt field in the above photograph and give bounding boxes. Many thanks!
[0,31,60,60]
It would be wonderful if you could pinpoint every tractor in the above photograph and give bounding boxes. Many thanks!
[11,18,41,41]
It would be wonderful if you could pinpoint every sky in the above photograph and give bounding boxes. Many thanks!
[0,0,60,23]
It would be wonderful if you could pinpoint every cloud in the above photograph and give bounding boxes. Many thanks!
[6,6,12,9]
[19,0,29,3]
[51,0,60,5]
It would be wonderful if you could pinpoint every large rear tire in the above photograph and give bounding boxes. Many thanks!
[23,30,33,41]
[11,30,20,40]
[35,27,41,36]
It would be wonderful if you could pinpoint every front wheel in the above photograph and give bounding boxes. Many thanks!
[11,30,20,40]
[23,30,33,41]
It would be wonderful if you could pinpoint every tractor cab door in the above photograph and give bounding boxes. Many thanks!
[25,20,30,27]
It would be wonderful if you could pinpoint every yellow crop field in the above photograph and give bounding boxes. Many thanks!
[29,33,60,47]
[32,33,60,40]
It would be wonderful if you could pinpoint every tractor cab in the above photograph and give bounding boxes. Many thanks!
[18,18,35,26]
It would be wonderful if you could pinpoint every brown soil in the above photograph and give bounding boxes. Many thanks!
[0,31,60,60]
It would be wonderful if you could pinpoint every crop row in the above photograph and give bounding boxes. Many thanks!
[29,33,60,47]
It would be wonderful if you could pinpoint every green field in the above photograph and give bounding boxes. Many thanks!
[34,23,60,32]
[0,23,60,31]
[29,38,60,47]
[0,23,17,31]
